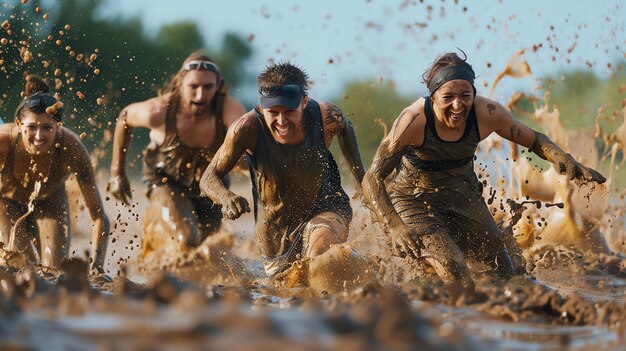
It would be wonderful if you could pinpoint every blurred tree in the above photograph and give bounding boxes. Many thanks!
[0,0,256,174]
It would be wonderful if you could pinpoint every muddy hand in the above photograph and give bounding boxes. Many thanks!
[389,226,420,259]
[223,194,250,220]
[107,174,132,205]
[554,153,607,184]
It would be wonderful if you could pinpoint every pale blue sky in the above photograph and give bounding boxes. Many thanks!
[99,0,624,102]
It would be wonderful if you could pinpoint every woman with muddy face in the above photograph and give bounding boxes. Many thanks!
[0,75,109,274]
[362,52,606,285]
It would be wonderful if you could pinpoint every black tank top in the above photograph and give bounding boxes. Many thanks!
[246,99,351,261]
[142,97,226,192]
[390,96,482,194]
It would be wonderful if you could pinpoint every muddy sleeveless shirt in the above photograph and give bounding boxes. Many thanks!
[0,125,68,203]
[143,97,226,194]
[389,96,482,208]
[246,99,352,261]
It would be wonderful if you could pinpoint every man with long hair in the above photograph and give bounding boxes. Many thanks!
[108,51,245,257]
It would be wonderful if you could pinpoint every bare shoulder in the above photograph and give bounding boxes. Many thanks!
[318,101,341,112]
[474,95,508,120]
[59,126,87,151]
[387,98,426,147]
[123,95,167,129]
[222,95,247,128]
[229,110,259,134]
[394,98,426,134]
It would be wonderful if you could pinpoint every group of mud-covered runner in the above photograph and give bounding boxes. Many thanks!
[0,50,606,287]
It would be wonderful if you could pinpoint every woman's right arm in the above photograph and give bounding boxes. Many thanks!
[362,101,425,258]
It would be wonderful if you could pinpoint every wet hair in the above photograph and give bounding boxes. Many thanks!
[14,74,64,122]
[257,61,309,92]
[159,51,228,114]
[422,51,476,96]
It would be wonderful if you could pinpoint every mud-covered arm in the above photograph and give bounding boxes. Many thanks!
[362,104,425,258]
[478,97,606,184]
[108,99,164,204]
[530,132,606,183]
[320,102,365,185]
[200,112,258,219]
[65,130,110,272]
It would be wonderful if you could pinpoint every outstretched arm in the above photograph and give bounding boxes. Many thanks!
[66,130,110,273]
[108,98,165,204]
[200,112,258,220]
[320,102,365,185]
[362,102,425,258]
[477,96,606,184]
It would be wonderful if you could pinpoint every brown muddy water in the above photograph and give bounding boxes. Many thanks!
[1,173,625,351]
[1,2,625,349]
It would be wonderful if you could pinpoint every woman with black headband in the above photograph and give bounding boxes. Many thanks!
[362,52,606,285]
[0,75,109,274]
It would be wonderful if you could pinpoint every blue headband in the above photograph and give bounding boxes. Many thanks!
[427,65,476,95]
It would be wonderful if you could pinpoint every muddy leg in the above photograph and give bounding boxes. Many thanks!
[143,186,202,256]
[0,197,37,262]
[303,212,349,258]
[33,193,70,269]
[418,228,472,285]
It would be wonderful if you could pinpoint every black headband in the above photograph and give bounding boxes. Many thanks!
[427,65,476,95]
[14,92,63,121]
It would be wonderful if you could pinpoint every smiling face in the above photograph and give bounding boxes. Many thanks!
[17,111,59,155]
[431,79,475,131]
[180,70,219,116]
[262,95,308,145]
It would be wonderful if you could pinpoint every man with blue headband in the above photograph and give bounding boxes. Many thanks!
[200,62,365,277]
[362,52,606,286]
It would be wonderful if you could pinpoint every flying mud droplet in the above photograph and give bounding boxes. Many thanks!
[161,177,168,184]
[93,68,100,75]
[21,50,33,63]
[35,6,41,13]
[76,91,85,100]
[55,143,61,149]
[96,97,103,105]
[64,24,70,31]
[45,101,63,115]
[21,0,28,3]
[0,38,7,45]
[79,132,87,139]
[90,53,97,62]
[43,13,49,20]
[1,21,10,30]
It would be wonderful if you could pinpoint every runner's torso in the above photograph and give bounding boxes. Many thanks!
[246,99,351,260]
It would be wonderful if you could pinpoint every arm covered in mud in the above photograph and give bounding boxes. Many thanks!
[530,132,606,183]
[108,98,164,205]
[320,102,365,185]
[108,108,133,204]
[477,96,606,184]
[200,112,258,220]
[64,129,110,273]
[362,103,425,258]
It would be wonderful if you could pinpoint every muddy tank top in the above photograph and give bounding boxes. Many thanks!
[143,97,226,192]
[246,99,352,261]
[389,96,482,198]
[0,125,67,203]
